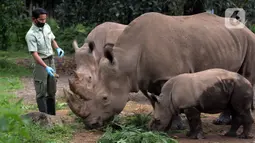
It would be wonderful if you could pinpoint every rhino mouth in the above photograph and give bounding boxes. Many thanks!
[84,115,116,130]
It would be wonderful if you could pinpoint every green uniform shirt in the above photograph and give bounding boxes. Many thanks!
[25,23,55,58]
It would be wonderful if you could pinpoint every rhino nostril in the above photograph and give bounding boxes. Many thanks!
[91,122,100,128]
[87,76,92,83]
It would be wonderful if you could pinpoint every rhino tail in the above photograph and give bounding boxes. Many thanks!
[251,90,254,111]
[251,99,254,111]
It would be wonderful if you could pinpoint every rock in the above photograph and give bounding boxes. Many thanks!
[21,111,65,127]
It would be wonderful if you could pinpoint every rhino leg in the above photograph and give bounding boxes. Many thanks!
[238,110,254,139]
[224,110,242,137]
[212,110,232,125]
[169,115,186,130]
[184,107,205,139]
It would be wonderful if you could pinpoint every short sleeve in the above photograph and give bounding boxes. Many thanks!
[25,33,37,52]
[49,31,55,40]
[46,24,55,40]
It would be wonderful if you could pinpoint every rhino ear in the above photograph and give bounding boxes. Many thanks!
[103,43,114,64]
[72,40,79,52]
[150,93,160,103]
[88,41,96,54]
[148,77,172,95]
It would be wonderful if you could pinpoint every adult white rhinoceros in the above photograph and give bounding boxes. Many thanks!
[64,12,255,129]
[71,22,127,92]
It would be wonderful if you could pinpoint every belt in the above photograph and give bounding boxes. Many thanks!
[42,55,53,60]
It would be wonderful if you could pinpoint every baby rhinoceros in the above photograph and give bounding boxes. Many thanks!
[149,68,254,139]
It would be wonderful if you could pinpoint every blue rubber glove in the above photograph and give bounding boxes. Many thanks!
[56,47,64,57]
[45,66,55,77]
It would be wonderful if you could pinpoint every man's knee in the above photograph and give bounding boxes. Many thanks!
[34,80,47,99]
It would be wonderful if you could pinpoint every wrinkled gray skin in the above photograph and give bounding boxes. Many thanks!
[64,12,255,129]
[149,68,254,139]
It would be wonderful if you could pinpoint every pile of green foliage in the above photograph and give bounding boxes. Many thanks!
[98,114,178,143]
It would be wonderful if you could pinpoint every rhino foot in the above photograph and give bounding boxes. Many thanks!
[186,131,192,137]
[238,133,253,139]
[186,131,205,139]
[212,112,232,125]
[170,122,186,130]
[224,131,237,137]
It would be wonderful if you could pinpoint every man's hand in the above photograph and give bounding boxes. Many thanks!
[45,66,55,77]
[56,47,64,57]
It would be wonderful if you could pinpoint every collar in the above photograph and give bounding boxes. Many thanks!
[31,23,44,32]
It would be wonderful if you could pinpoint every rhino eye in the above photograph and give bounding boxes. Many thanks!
[102,96,108,101]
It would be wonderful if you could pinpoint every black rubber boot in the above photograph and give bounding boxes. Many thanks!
[212,111,232,125]
[46,97,56,115]
[36,98,47,113]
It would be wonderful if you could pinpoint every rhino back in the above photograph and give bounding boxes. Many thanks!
[167,68,251,113]
[112,12,255,90]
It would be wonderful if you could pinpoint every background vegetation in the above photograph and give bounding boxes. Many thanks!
[1,0,255,54]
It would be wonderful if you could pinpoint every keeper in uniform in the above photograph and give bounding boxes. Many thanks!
[25,8,64,115]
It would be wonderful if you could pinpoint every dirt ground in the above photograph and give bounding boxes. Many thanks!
[15,74,255,143]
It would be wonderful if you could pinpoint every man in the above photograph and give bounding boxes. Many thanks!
[25,8,64,115]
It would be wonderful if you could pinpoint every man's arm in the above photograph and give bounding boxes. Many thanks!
[49,27,64,57]
[31,51,55,77]
[52,39,59,50]
[31,52,47,68]
[52,39,64,57]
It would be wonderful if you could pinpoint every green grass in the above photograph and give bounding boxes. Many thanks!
[0,78,30,143]
[22,102,68,111]
[0,58,31,77]
[0,77,24,92]
[0,50,30,61]
[0,50,32,77]
[24,123,76,143]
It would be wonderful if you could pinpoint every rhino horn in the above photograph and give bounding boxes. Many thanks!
[63,88,90,118]
[73,71,82,80]
[72,40,79,52]
[68,78,92,100]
